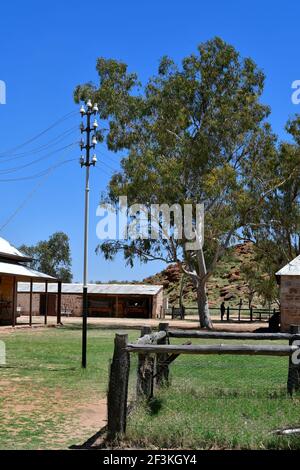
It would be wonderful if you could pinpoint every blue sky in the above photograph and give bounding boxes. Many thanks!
[0,0,299,282]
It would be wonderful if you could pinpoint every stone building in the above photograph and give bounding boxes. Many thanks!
[0,237,57,326]
[276,256,300,332]
[17,283,164,319]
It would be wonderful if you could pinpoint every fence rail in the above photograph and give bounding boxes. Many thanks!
[168,330,300,341]
[167,306,279,323]
[126,343,299,356]
[106,323,300,442]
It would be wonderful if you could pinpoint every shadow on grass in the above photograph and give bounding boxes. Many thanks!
[148,397,163,416]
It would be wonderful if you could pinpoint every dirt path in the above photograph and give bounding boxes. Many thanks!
[3,315,267,333]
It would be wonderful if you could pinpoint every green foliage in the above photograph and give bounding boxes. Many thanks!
[19,231,72,282]
[243,116,300,300]
[240,261,279,307]
[75,37,275,272]
[75,37,300,323]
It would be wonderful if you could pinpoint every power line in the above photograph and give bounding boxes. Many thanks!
[0,171,57,231]
[0,126,78,161]
[98,159,119,172]
[94,163,115,178]
[0,157,77,182]
[0,110,77,157]
[0,158,76,231]
[0,142,77,175]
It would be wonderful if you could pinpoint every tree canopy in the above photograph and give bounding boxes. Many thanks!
[74,37,299,327]
[19,232,72,282]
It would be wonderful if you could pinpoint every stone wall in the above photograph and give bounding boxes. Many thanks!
[60,294,82,316]
[17,291,162,319]
[17,293,40,315]
[152,289,163,318]
[279,275,300,331]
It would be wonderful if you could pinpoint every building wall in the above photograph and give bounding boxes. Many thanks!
[60,294,82,316]
[279,275,300,331]
[152,289,163,318]
[0,275,14,324]
[17,291,162,319]
[17,293,40,315]
[17,293,83,317]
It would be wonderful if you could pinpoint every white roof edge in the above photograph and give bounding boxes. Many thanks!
[17,282,163,295]
[0,237,29,259]
[276,255,300,276]
[0,261,56,280]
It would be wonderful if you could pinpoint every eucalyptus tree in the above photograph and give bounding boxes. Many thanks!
[75,37,277,328]
[20,232,72,282]
[243,116,300,305]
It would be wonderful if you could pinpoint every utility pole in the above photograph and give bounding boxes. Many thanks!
[79,99,98,368]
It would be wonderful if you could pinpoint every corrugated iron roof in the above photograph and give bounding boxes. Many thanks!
[17,282,163,295]
[0,237,30,260]
[0,262,56,281]
[276,255,300,276]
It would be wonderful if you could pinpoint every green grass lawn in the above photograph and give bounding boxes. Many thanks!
[126,339,300,449]
[0,326,300,450]
[0,325,137,450]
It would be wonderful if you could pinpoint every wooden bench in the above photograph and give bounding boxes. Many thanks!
[60,308,73,317]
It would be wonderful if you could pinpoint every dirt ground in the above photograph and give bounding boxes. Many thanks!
[4,315,267,333]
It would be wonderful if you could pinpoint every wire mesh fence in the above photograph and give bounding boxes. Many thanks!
[107,326,300,449]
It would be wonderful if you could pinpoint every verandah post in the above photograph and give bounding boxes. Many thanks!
[57,281,62,325]
[29,278,33,327]
[107,333,130,441]
[44,281,48,325]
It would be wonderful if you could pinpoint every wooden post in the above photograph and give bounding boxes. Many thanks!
[115,295,119,318]
[250,306,253,322]
[12,277,16,327]
[227,306,230,321]
[136,326,154,400]
[287,325,300,396]
[57,281,62,325]
[107,333,130,441]
[29,278,33,327]
[44,282,48,325]
[156,322,169,387]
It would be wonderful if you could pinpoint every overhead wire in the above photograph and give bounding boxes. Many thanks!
[0,126,78,162]
[0,157,77,231]
[0,142,77,175]
[0,157,77,182]
[0,110,77,157]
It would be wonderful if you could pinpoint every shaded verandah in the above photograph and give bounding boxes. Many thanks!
[0,263,62,326]
[0,237,62,326]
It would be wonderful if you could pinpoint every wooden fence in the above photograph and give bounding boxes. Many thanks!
[106,323,300,441]
[168,306,279,323]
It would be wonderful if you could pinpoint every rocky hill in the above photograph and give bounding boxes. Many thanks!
[143,242,262,308]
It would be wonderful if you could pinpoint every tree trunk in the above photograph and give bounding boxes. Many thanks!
[179,273,185,308]
[197,281,213,329]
